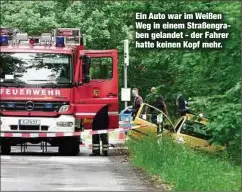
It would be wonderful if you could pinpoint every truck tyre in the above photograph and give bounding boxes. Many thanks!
[1,139,11,155]
[58,137,80,156]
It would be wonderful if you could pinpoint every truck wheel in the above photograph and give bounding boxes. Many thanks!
[58,137,80,156]
[1,140,11,155]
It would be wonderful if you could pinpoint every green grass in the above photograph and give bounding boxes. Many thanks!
[126,136,241,191]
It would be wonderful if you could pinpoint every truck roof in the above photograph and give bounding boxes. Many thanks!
[0,45,75,54]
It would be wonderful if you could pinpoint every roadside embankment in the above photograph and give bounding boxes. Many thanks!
[126,136,241,191]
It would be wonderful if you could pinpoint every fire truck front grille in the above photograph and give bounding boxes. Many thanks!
[10,125,49,131]
[0,101,68,112]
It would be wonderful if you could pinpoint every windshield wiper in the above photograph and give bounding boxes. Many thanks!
[27,79,50,81]
[0,79,25,87]
[27,80,72,88]
[41,82,72,88]
[26,80,58,88]
[40,82,59,88]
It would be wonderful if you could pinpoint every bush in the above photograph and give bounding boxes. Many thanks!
[206,103,241,164]
[188,83,241,164]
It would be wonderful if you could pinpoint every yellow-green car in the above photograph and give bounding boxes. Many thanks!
[128,103,224,153]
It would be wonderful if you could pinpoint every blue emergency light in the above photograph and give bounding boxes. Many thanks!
[0,35,9,45]
[56,36,65,47]
[45,103,52,108]
[7,103,15,108]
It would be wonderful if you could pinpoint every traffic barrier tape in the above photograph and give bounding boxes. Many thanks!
[80,143,127,150]
[80,132,128,149]
[0,125,145,138]
[119,121,133,124]
[81,130,126,141]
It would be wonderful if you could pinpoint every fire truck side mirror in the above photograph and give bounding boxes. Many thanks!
[80,54,90,83]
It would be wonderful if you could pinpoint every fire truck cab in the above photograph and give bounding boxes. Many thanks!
[0,28,118,155]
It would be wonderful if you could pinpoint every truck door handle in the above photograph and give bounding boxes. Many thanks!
[107,93,117,97]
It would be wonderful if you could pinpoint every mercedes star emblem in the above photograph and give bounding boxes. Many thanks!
[25,101,35,111]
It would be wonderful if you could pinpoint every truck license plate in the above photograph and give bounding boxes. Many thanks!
[19,119,41,125]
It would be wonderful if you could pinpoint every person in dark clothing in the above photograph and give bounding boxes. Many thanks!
[145,87,168,133]
[176,93,187,116]
[90,105,109,156]
[146,87,168,116]
[154,96,168,115]
[131,88,143,119]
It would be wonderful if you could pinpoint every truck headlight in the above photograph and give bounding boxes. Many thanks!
[56,122,74,127]
[58,105,70,112]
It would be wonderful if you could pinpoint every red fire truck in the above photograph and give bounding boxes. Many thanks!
[0,28,119,155]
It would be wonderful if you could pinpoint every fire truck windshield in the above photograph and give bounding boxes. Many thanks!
[0,53,72,88]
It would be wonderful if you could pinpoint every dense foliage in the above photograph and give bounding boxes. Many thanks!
[0,0,241,161]
[190,82,241,163]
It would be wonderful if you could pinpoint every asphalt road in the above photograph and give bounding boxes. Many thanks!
[1,146,162,191]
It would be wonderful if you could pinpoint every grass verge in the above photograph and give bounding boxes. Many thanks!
[126,136,241,191]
